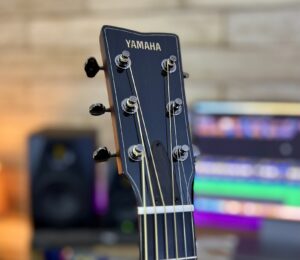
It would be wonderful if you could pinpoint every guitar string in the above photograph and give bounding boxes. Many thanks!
[166,54,195,258]
[172,114,188,258]
[181,161,197,257]
[166,63,179,260]
[135,103,159,260]
[173,33,197,259]
[170,88,196,257]
[170,38,196,257]
[129,67,168,259]
[141,152,148,260]
[172,33,197,260]
[142,138,159,260]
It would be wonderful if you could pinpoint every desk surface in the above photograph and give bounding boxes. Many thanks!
[0,215,31,260]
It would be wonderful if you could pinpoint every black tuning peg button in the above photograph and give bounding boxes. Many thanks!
[89,103,111,116]
[84,57,103,78]
[93,147,116,163]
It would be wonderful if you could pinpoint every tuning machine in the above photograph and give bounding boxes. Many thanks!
[84,57,104,78]
[192,144,201,163]
[89,103,111,116]
[93,147,116,163]
[128,144,144,162]
[162,55,177,73]
[167,98,183,116]
[115,50,131,69]
[121,96,138,115]
[172,145,190,162]
[183,72,189,79]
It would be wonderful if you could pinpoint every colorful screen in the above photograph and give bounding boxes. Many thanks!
[191,102,300,230]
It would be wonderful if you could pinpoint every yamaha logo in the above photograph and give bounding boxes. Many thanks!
[126,39,162,52]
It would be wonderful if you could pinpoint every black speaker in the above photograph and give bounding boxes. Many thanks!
[29,129,96,229]
[104,160,138,235]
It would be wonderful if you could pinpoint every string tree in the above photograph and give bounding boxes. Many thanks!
[84,57,104,78]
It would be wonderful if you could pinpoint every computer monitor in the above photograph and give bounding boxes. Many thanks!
[191,102,300,231]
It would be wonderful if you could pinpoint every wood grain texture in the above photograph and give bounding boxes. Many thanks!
[0,1,300,182]
[229,10,300,46]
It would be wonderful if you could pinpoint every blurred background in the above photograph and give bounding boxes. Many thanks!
[1,0,300,259]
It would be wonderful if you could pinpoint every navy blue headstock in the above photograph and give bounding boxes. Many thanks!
[89,25,195,208]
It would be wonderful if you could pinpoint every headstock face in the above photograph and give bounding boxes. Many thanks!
[100,25,194,207]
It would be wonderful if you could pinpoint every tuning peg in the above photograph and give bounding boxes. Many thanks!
[183,72,189,79]
[89,103,111,116]
[172,144,190,162]
[192,144,201,162]
[93,147,116,163]
[84,57,103,78]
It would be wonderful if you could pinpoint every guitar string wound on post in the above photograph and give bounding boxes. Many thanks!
[128,144,145,162]
[115,50,131,69]
[161,55,177,73]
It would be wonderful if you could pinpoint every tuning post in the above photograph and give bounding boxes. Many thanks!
[167,98,183,116]
[128,144,144,162]
[115,50,131,69]
[172,145,190,162]
[84,57,104,78]
[162,55,177,73]
[121,96,138,115]
[93,147,116,163]
[89,103,111,116]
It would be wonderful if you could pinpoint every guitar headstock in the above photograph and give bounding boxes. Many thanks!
[85,25,195,209]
